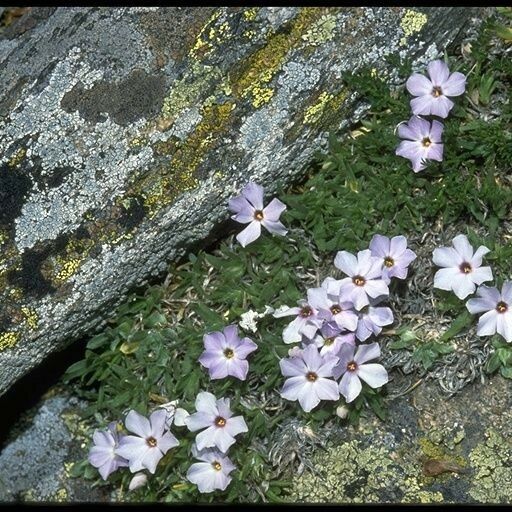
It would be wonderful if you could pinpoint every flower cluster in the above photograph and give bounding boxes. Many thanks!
[433,233,512,343]
[275,234,417,410]
[88,407,182,489]
[396,60,466,172]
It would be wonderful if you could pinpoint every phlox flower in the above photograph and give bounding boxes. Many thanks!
[406,59,466,118]
[273,300,323,344]
[433,234,493,299]
[327,250,389,310]
[88,422,129,480]
[369,234,417,284]
[333,343,388,403]
[199,325,257,380]
[228,182,287,247]
[186,445,235,493]
[396,116,443,173]
[466,283,512,342]
[311,322,356,356]
[116,410,179,474]
[355,302,394,342]
[279,344,339,412]
[185,392,248,453]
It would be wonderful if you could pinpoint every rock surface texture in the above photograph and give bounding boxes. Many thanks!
[0,7,481,394]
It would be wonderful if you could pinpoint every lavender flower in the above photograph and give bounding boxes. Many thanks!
[88,422,129,480]
[116,410,179,474]
[312,322,356,356]
[396,116,444,172]
[328,250,389,310]
[333,343,388,403]
[228,182,287,247]
[355,302,394,342]
[369,234,417,284]
[185,392,248,453]
[406,59,466,118]
[433,234,493,299]
[307,282,358,332]
[199,325,257,381]
[466,283,512,342]
[186,445,236,493]
[279,344,339,412]
[273,300,323,344]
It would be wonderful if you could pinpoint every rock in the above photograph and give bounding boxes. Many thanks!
[0,387,109,502]
[0,7,482,395]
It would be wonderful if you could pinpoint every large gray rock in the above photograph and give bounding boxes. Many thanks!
[0,7,481,394]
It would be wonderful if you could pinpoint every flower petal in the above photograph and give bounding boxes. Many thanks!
[297,384,321,412]
[334,251,357,276]
[357,363,388,388]
[195,392,219,416]
[125,410,152,438]
[428,60,450,85]
[497,313,512,343]
[432,246,460,267]
[236,221,261,247]
[477,310,498,336]
[430,95,454,118]
[281,376,307,401]
[406,73,433,96]
[410,95,436,116]
[262,198,286,222]
[433,267,459,291]
[261,219,288,236]
[339,372,362,403]
[442,71,466,96]
[242,182,264,210]
[354,342,381,364]
[451,274,476,300]
[149,409,168,438]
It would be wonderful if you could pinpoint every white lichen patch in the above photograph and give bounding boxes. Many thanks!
[0,47,154,251]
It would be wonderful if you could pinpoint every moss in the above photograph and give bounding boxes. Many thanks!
[0,331,20,351]
[469,429,512,503]
[400,9,428,46]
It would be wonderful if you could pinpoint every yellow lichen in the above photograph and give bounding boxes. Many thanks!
[8,147,26,168]
[54,488,68,502]
[189,10,221,60]
[232,7,328,108]
[0,331,20,351]
[52,238,94,283]
[243,7,258,21]
[400,9,428,46]
[304,91,333,124]
[21,306,39,330]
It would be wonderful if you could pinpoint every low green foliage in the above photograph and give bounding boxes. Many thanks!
[63,10,511,503]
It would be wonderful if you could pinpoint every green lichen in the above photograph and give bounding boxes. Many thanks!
[231,7,332,108]
[289,438,444,503]
[469,429,512,503]
[400,9,428,46]
[302,14,337,46]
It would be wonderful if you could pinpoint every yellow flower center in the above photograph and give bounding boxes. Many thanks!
[212,461,222,471]
[330,304,342,315]
[432,86,443,97]
[146,436,157,448]
[347,361,358,372]
[384,257,394,268]
[224,348,234,359]
[306,371,318,382]
[459,262,472,274]
[497,301,508,314]
[254,210,264,221]
[353,276,365,287]
[421,137,432,148]
[300,306,313,318]
[324,337,334,346]
[215,416,226,427]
